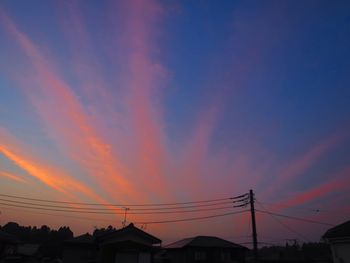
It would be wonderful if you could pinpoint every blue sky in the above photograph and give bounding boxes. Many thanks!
[0,0,349,244]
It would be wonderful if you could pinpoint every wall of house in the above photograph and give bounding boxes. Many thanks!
[331,243,350,263]
[166,248,245,263]
[113,252,151,263]
[62,247,96,263]
[99,245,153,263]
[166,249,187,263]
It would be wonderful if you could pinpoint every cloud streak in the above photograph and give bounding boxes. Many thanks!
[118,0,171,199]
[0,9,140,202]
[262,132,346,199]
[0,171,28,184]
[0,128,100,200]
[273,167,350,211]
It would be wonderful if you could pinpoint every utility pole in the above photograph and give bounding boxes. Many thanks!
[249,189,258,263]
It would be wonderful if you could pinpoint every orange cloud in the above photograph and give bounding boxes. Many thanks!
[0,130,99,202]
[0,10,140,203]
[0,171,28,184]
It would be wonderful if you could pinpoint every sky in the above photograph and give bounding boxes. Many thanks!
[0,0,350,246]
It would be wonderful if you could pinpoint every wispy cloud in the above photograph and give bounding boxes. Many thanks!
[0,128,100,200]
[118,0,171,198]
[262,132,346,199]
[176,104,221,198]
[0,170,28,184]
[272,167,350,211]
[57,0,118,117]
[0,10,139,202]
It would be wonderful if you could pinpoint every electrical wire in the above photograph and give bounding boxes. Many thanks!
[255,202,310,242]
[0,193,235,207]
[0,205,248,225]
[256,209,335,227]
[0,201,238,215]
[230,194,248,199]
[257,201,349,216]
[0,198,233,211]
[133,210,249,224]
[0,205,114,223]
[0,202,123,214]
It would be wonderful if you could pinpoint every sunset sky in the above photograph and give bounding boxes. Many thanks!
[0,0,350,245]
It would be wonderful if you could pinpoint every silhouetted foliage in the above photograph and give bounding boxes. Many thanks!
[93,225,117,237]
[301,242,332,261]
[258,242,332,263]
[0,221,73,258]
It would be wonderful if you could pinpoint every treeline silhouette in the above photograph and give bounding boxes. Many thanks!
[258,241,332,262]
[92,225,117,237]
[1,222,73,243]
[0,222,117,258]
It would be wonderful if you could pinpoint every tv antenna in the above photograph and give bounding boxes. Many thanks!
[122,207,130,227]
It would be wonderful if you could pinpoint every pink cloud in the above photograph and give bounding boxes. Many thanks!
[273,167,350,211]
[175,104,221,198]
[262,132,347,199]
[0,10,142,203]
[116,0,172,199]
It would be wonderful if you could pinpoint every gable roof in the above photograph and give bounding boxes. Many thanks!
[323,220,350,239]
[165,236,246,249]
[65,233,95,245]
[98,223,161,244]
[64,223,161,247]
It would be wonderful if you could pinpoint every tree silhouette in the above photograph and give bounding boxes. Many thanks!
[0,221,73,258]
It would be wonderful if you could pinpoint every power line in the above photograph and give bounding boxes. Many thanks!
[0,205,114,223]
[256,202,310,242]
[258,201,349,216]
[0,204,248,225]
[0,202,123,214]
[0,198,233,211]
[0,193,233,207]
[230,194,249,200]
[256,209,335,226]
[133,210,249,224]
[0,201,238,215]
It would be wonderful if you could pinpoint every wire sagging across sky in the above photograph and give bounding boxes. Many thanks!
[0,193,239,207]
[0,192,250,217]
[0,198,234,211]
[255,209,335,227]
[0,191,251,228]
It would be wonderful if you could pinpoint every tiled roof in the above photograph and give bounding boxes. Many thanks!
[323,220,350,239]
[65,233,95,244]
[98,223,161,244]
[65,223,161,246]
[165,236,246,249]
